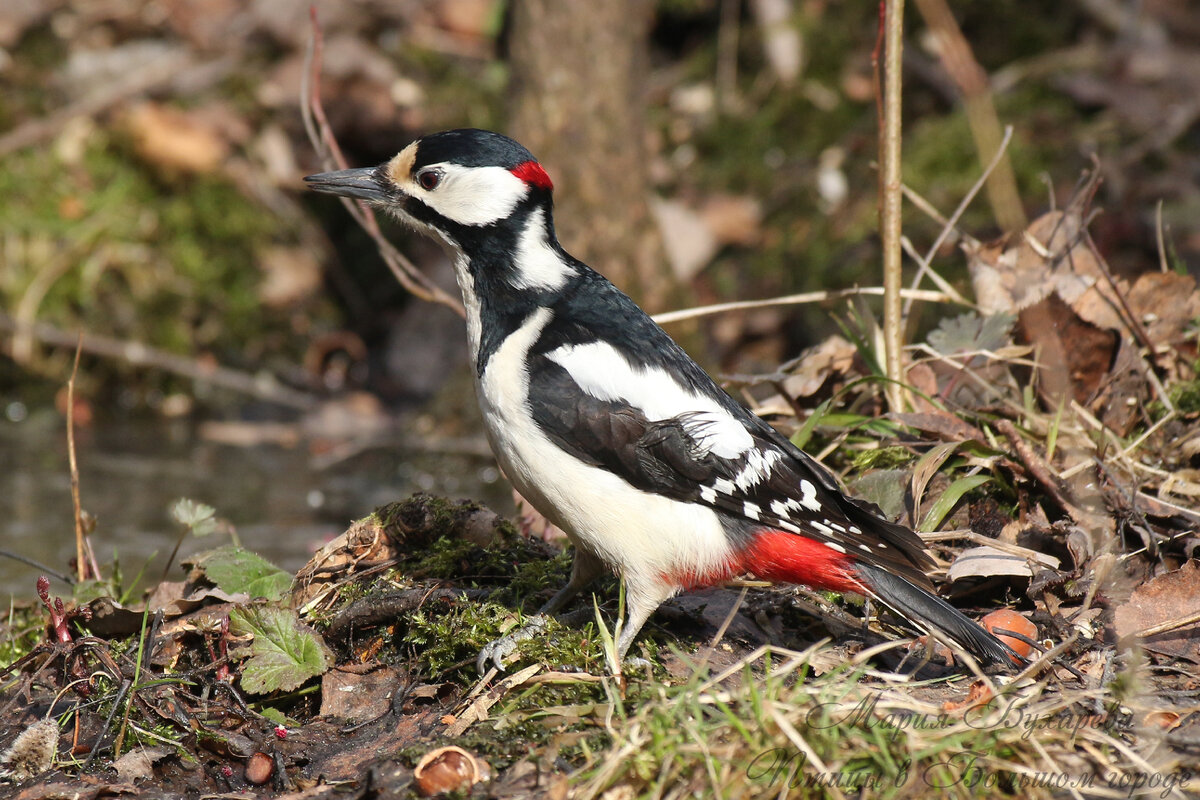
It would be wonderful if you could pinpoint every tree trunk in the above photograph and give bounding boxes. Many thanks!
[507,0,675,310]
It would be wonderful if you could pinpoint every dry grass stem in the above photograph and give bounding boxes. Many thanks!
[878,0,906,414]
[650,286,956,325]
[903,125,1017,317]
[67,335,86,583]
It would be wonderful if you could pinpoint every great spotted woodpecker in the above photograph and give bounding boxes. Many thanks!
[306,129,1018,672]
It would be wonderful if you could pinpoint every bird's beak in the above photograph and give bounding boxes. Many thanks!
[304,167,390,202]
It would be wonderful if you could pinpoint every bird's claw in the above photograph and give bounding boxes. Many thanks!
[623,656,654,673]
[476,614,549,675]
[475,639,514,675]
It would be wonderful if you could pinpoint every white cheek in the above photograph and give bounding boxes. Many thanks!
[422,164,530,226]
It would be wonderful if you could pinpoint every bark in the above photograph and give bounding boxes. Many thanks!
[507,0,675,310]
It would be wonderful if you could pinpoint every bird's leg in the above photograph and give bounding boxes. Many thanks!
[613,581,677,667]
[476,547,606,674]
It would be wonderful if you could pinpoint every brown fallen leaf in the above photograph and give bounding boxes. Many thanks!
[319,665,404,723]
[781,335,857,400]
[1113,560,1200,663]
[112,746,172,784]
[121,102,230,175]
[1016,292,1119,411]
[892,411,987,442]
[1142,710,1181,731]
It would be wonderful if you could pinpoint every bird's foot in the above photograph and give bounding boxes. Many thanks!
[476,614,550,674]
[621,656,654,674]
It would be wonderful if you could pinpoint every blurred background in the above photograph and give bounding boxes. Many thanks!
[2,0,1198,597]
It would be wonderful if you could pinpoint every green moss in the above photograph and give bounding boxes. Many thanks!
[0,603,45,668]
[400,600,519,677]
[850,445,915,472]
[1170,378,1200,415]
[0,130,330,401]
[904,87,1077,225]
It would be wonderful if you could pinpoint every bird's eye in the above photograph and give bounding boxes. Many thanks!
[417,170,441,191]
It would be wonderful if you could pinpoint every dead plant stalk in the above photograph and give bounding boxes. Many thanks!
[879,0,906,413]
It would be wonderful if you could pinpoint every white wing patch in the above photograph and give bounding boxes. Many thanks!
[511,208,574,290]
[733,448,783,491]
[770,498,802,518]
[799,479,820,511]
[546,340,753,458]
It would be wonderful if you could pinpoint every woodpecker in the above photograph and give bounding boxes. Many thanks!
[306,129,1019,673]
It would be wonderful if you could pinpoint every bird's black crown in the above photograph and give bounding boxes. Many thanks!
[411,129,539,172]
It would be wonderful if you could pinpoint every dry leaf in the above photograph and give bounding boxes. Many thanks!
[122,102,230,174]
[1114,561,1200,663]
[112,746,171,784]
[948,546,1060,582]
[258,246,323,308]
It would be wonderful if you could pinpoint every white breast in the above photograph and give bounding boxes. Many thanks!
[474,308,734,593]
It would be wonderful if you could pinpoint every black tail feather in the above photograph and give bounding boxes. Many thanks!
[854,562,1021,669]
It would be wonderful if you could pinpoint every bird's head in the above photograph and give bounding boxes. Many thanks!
[304,129,554,242]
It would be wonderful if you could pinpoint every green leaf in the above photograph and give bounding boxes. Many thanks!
[918,474,992,532]
[228,605,333,694]
[171,498,218,537]
[192,545,291,601]
[258,706,299,727]
[790,398,831,451]
[72,579,114,604]
[848,469,909,522]
[927,312,1015,355]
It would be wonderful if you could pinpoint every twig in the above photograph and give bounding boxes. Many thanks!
[1132,609,1200,642]
[996,419,1089,523]
[902,125,1016,317]
[878,0,906,414]
[0,550,74,585]
[67,335,87,584]
[1081,228,1155,355]
[0,311,316,410]
[899,236,972,308]
[1155,199,1169,274]
[919,529,1058,563]
[301,10,464,317]
[651,286,956,325]
[82,677,132,769]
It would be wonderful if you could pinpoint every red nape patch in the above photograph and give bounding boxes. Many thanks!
[740,531,863,594]
[511,160,553,191]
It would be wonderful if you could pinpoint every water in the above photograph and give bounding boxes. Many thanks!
[0,410,509,602]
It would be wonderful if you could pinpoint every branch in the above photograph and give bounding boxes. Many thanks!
[0,312,317,410]
[301,10,464,317]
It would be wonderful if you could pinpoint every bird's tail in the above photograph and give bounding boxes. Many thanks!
[853,561,1022,669]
